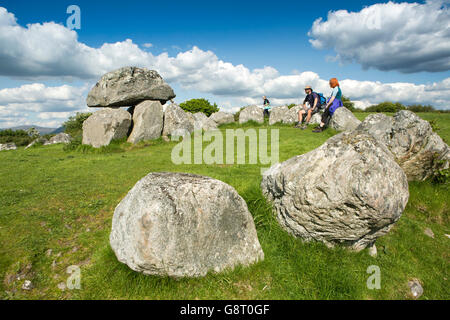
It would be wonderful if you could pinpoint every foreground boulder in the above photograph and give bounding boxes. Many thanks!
[209,112,235,126]
[86,67,175,108]
[357,110,450,181]
[44,133,71,145]
[239,106,264,124]
[110,172,264,278]
[162,104,194,137]
[82,108,131,148]
[262,130,409,251]
[0,143,17,151]
[329,107,361,131]
[269,106,289,125]
[127,101,163,144]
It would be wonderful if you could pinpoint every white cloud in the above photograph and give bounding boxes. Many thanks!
[0,6,449,128]
[142,43,153,48]
[308,0,450,73]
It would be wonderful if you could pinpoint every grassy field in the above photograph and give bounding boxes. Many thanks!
[0,113,448,300]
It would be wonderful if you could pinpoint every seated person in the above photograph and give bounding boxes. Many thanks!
[295,86,321,129]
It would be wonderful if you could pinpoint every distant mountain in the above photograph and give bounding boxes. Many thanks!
[6,125,59,135]
[50,127,65,134]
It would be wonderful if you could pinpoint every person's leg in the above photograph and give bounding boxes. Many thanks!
[305,109,313,123]
[313,108,331,132]
[264,109,269,118]
[295,110,305,127]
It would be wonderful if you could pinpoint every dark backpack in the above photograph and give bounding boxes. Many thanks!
[314,92,327,108]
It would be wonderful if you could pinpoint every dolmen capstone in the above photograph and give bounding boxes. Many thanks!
[83,67,175,147]
[357,110,450,181]
[87,67,175,107]
[110,172,264,278]
[261,129,409,251]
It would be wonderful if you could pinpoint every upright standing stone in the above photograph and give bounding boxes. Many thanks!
[269,106,289,125]
[127,101,164,144]
[82,108,131,148]
[162,104,194,137]
[209,112,235,126]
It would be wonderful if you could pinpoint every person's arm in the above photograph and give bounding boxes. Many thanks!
[325,88,337,109]
[313,97,319,110]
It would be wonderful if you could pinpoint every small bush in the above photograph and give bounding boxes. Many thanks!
[179,98,219,117]
[0,129,33,147]
[63,112,92,137]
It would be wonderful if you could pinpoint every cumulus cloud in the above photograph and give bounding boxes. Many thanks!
[308,0,450,73]
[0,6,449,128]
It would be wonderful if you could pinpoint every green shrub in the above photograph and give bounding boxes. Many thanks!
[0,129,33,147]
[179,98,219,117]
[287,104,297,109]
[63,112,92,137]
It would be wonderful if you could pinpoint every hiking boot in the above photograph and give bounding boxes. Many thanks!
[312,127,324,133]
[301,124,307,130]
[294,122,302,128]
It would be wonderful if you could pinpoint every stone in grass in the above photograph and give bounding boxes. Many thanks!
[262,130,409,251]
[22,280,33,290]
[239,105,264,124]
[424,228,435,238]
[408,279,423,299]
[110,172,264,278]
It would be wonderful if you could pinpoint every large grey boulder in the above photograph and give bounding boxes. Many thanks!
[0,143,17,151]
[192,112,208,131]
[310,112,323,125]
[357,110,450,181]
[190,112,219,132]
[329,107,361,131]
[87,67,176,108]
[284,105,302,124]
[44,133,71,145]
[127,101,164,144]
[209,111,235,126]
[262,130,409,251]
[239,105,264,124]
[162,104,194,137]
[82,108,131,148]
[269,106,289,125]
[110,172,264,278]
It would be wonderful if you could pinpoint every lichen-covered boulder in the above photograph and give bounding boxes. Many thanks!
[261,130,409,251]
[329,107,361,131]
[284,105,302,124]
[162,104,194,137]
[44,133,71,145]
[87,67,175,108]
[127,101,163,144]
[269,106,289,125]
[209,112,235,126]
[239,106,264,124]
[357,111,450,181]
[110,172,264,278]
[82,108,131,148]
[0,143,17,151]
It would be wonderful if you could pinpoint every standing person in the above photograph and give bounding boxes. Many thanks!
[263,96,271,118]
[313,78,343,133]
[295,86,320,129]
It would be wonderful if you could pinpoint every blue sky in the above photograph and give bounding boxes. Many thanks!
[0,0,449,128]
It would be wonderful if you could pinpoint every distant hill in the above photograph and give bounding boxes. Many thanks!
[6,125,60,135]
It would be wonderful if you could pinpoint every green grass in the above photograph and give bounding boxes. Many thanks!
[0,114,449,300]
